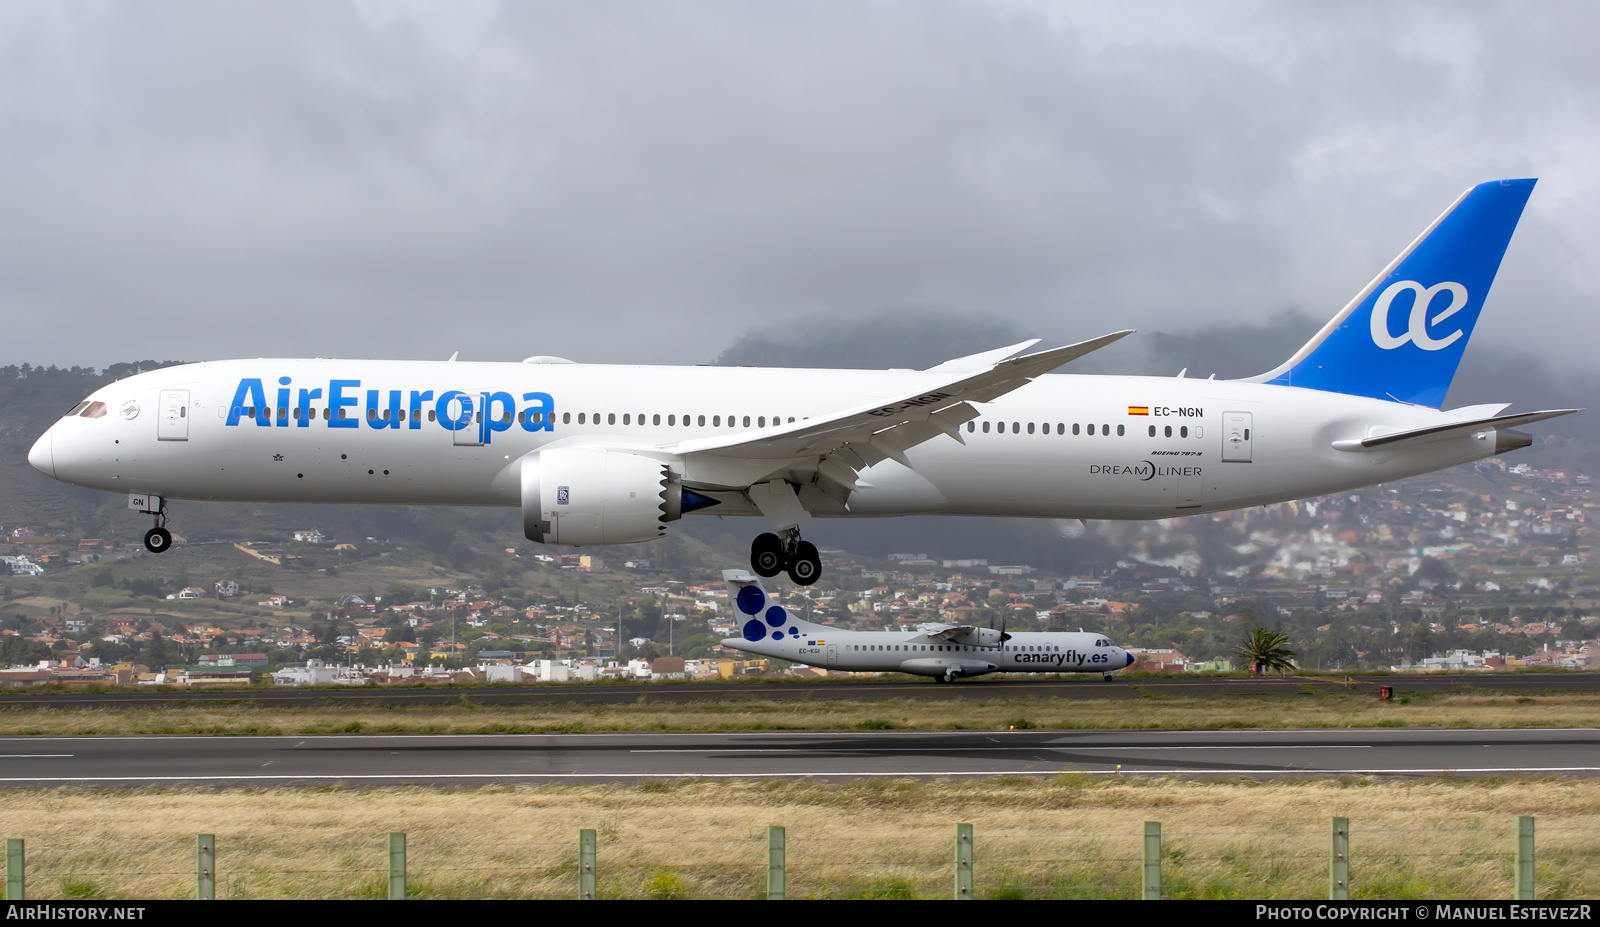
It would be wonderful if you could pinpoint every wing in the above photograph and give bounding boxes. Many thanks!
[665,330,1133,489]
[923,625,1009,647]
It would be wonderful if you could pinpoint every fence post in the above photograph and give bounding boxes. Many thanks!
[388,832,406,900]
[766,826,786,900]
[5,839,21,901]
[954,823,974,899]
[579,829,597,899]
[1329,817,1349,900]
[1514,816,1534,900]
[1142,822,1162,900]
[196,834,215,900]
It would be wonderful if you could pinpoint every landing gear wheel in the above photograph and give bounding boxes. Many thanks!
[942,669,960,684]
[750,533,785,578]
[1103,673,1114,682]
[143,527,172,554]
[786,540,821,586]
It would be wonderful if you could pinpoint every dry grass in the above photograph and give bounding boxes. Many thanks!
[2,777,1597,900]
[2,692,1598,736]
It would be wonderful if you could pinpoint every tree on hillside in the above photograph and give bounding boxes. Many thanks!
[1235,626,1296,674]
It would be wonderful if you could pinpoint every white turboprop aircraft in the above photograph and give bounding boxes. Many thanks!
[28,179,1576,585]
[718,569,1133,683]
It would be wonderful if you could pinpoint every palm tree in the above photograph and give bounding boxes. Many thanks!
[1236,626,1296,674]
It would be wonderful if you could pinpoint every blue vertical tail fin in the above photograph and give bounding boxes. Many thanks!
[1246,179,1535,408]
[724,569,812,643]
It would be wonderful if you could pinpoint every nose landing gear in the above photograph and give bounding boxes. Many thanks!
[749,529,823,586]
[137,496,173,554]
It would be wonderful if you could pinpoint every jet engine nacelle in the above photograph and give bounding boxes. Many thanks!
[520,447,680,546]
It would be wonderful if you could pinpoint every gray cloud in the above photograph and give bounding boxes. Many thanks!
[0,1,1596,380]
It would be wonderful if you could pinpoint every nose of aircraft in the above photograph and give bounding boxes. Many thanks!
[27,429,53,478]
[1123,649,1135,668]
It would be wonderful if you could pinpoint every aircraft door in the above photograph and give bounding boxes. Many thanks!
[1222,411,1253,462]
[157,390,190,441]
[826,644,838,666]
[444,391,485,446]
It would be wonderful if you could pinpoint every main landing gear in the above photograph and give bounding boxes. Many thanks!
[140,496,172,554]
[750,529,822,586]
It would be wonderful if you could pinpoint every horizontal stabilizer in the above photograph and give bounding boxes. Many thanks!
[1331,408,1581,452]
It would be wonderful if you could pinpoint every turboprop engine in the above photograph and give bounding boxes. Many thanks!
[520,447,708,547]
[943,626,1011,648]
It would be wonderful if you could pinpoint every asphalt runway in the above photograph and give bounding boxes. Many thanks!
[0,672,1595,710]
[1,728,1594,785]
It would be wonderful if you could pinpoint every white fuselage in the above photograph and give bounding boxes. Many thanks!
[31,358,1506,524]
[723,625,1132,680]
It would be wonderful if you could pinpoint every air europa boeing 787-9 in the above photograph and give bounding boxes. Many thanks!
[28,179,1576,585]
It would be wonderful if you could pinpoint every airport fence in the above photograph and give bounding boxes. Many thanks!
[2,815,1582,900]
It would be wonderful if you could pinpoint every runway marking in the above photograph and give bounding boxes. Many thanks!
[1,766,1598,784]
[631,745,1374,753]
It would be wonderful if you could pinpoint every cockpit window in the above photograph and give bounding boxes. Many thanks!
[80,402,107,419]
[65,401,90,417]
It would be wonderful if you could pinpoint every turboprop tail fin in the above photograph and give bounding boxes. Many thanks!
[724,569,816,644]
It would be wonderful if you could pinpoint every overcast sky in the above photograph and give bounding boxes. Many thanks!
[2,0,1596,375]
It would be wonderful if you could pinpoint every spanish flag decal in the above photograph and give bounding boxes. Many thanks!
[1127,406,1149,416]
